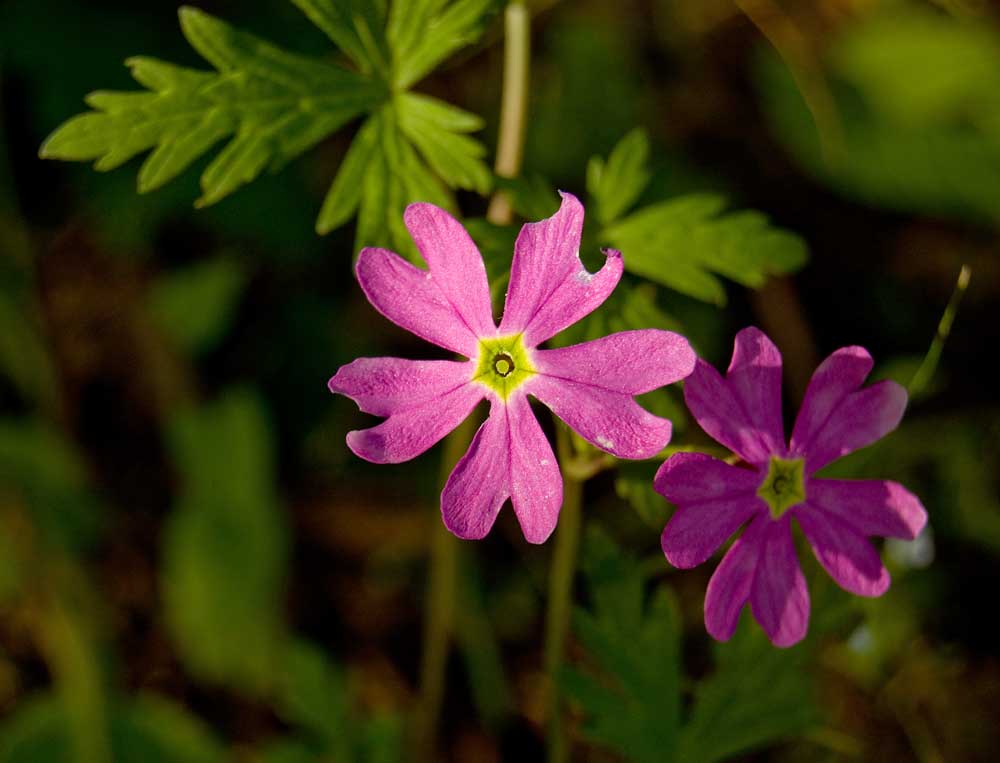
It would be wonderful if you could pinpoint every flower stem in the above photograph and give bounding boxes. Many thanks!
[544,424,584,763]
[487,0,531,226]
[413,415,478,762]
[413,6,532,757]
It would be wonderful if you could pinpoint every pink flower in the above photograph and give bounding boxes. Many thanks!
[330,193,696,543]
[656,327,927,647]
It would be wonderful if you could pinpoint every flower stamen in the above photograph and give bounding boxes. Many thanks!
[474,335,534,400]
[757,456,806,519]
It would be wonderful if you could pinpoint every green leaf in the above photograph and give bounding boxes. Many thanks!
[493,174,560,221]
[0,694,226,763]
[274,641,351,751]
[615,460,670,528]
[147,257,247,354]
[587,128,652,226]
[0,421,103,552]
[111,695,225,763]
[0,695,71,763]
[677,622,819,763]
[261,739,320,763]
[316,115,381,234]
[39,2,494,241]
[562,527,682,763]
[397,93,492,195]
[0,289,58,411]
[603,193,808,304]
[756,10,1000,224]
[831,9,1000,126]
[162,390,288,694]
[289,0,390,76]
[39,8,380,207]
[391,0,499,90]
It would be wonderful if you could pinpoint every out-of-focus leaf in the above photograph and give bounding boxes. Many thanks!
[604,193,807,304]
[0,695,70,763]
[615,461,670,528]
[0,422,102,552]
[561,527,682,762]
[832,9,1000,126]
[455,552,513,727]
[272,640,403,762]
[261,739,319,763]
[587,127,652,226]
[493,174,560,221]
[111,695,225,763]
[163,390,288,694]
[0,694,225,763]
[274,640,351,756]
[40,8,381,207]
[0,290,58,410]
[0,531,20,603]
[677,621,818,763]
[147,257,247,354]
[390,0,498,90]
[757,8,1000,224]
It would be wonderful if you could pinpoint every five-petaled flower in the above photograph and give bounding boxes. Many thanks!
[655,327,927,647]
[330,193,696,543]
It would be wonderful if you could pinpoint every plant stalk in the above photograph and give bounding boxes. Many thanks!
[413,3,532,759]
[544,424,585,763]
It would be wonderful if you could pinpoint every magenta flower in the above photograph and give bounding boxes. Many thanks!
[656,327,927,647]
[330,193,695,543]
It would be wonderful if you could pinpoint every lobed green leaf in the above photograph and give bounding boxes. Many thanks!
[587,127,652,226]
[604,193,808,304]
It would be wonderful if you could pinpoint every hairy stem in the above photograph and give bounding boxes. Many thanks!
[544,424,584,763]
[413,4,532,758]
[487,1,531,226]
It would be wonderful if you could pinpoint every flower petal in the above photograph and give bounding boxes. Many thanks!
[346,382,483,464]
[329,357,476,416]
[528,374,672,459]
[795,507,889,597]
[749,519,810,647]
[807,478,927,540]
[790,346,907,472]
[498,192,623,346]
[508,395,563,543]
[704,514,768,643]
[534,329,695,394]
[355,247,481,357]
[802,382,907,473]
[404,203,496,338]
[656,453,764,569]
[441,394,562,543]
[683,327,785,466]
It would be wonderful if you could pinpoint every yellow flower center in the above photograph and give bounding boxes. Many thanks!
[473,335,535,400]
[757,456,806,519]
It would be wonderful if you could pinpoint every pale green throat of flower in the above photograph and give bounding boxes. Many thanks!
[757,456,806,519]
[473,335,535,400]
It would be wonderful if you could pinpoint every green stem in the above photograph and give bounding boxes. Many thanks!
[487,1,530,226]
[909,265,971,400]
[413,415,478,762]
[413,4,532,758]
[544,424,585,763]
